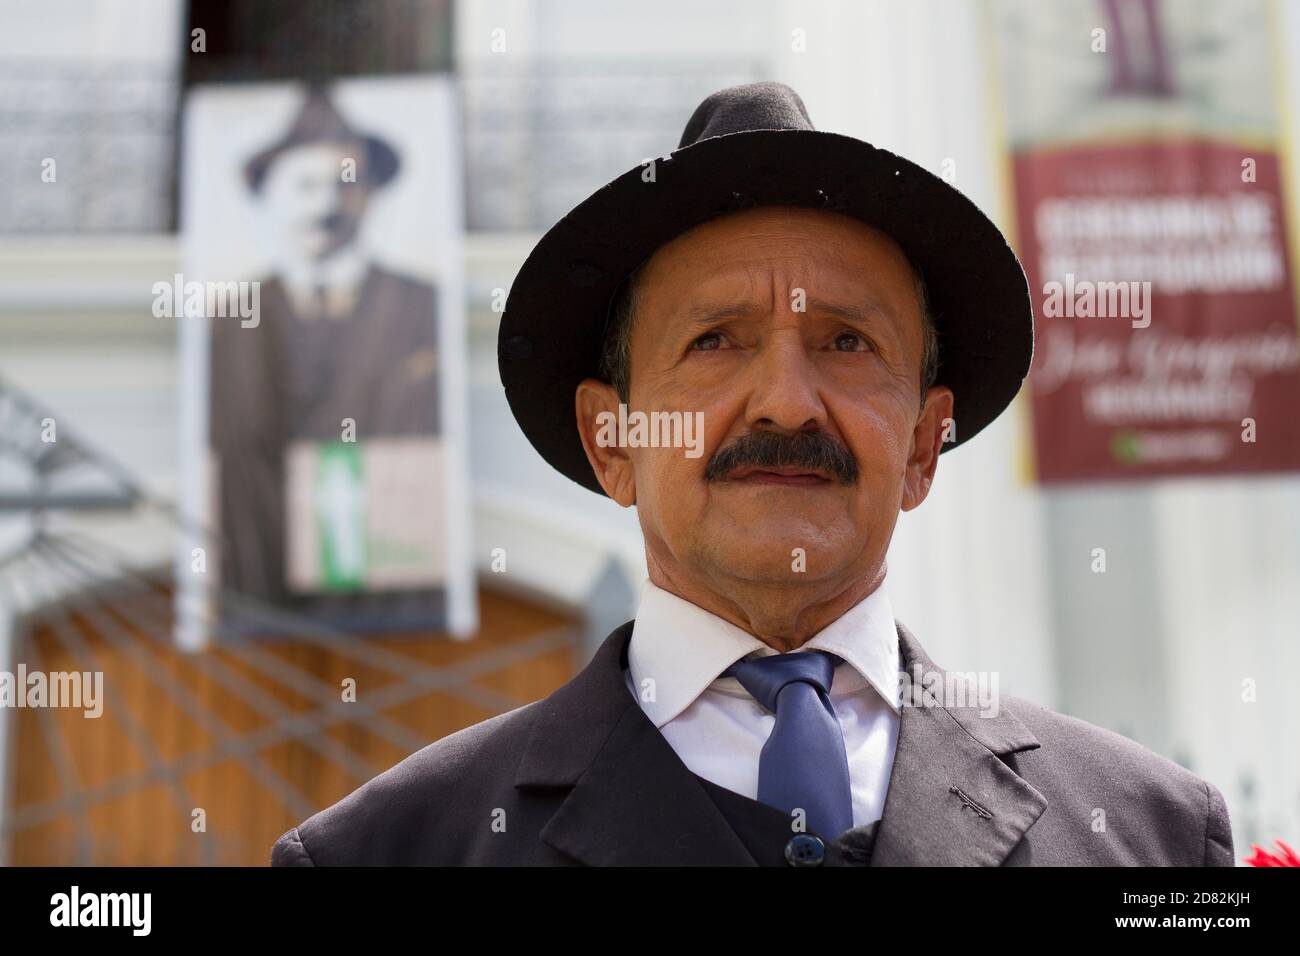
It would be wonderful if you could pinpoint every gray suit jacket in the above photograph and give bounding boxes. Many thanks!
[271,619,1235,866]
[210,265,440,608]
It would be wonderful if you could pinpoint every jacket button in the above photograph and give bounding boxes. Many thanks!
[784,834,825,867]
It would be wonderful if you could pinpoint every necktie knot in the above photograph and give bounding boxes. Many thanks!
[721,649,840,713]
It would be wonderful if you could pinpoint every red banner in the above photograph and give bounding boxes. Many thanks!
[996,0,1300,482]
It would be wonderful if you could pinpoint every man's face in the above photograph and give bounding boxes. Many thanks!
[577,205,953,605]
[259,141,373,262]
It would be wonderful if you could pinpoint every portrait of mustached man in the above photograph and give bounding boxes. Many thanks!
[210,87,441,627]
[272,83,1234,867]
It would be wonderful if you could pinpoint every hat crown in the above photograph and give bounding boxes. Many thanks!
[244,85,401,192]
[280,88,363,147]
[677,81,815,149]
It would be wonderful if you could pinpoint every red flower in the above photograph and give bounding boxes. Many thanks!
[1244,839,1300,867]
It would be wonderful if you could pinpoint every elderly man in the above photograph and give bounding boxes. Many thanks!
[272,83,1234,866]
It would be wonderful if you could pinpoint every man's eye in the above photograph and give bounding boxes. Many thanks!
[833,331,873,352]
[691,332,724,351]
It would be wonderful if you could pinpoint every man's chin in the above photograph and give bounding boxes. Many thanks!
[706,558,843,588]
[699,532,855,581]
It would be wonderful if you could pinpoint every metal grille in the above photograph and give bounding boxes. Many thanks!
[0,59,179,233]
[462,59,766,231]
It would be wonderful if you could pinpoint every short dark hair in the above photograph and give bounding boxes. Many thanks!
[598,256,941,406]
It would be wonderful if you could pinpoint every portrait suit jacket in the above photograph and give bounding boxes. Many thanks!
[209,264,442,625]
[271,619,1236,866]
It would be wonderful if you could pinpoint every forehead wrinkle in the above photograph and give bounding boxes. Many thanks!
[676,296,897,332]
[678,251,906,315]
[637,220,921,344]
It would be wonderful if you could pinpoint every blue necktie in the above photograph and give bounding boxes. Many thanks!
[722,650,854,838]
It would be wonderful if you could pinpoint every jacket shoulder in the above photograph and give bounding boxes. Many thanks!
[369,265,438,302]
[270,825,314,866]
[271,700,539,866]
[1005,696,1234,865]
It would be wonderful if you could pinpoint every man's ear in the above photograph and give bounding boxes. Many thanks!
[575,378,637,506]
[901,384,954,512]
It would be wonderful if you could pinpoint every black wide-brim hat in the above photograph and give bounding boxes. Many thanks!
[499,82,1033,495]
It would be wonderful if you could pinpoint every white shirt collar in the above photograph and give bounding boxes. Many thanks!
[627,577,901,728]
[279,245,369,296]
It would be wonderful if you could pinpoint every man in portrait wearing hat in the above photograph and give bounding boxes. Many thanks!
[211,87,443,628]
[272,83,1235,866]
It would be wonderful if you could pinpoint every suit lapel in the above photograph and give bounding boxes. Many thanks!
[869,621,1047,866]
[516,617,1046,866]
[514,622,754,865]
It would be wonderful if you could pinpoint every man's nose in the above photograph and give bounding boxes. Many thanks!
[301,178,343,213]
[740,331,827,433]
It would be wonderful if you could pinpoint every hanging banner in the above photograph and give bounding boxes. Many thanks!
[993,0,1300,482]
[177,76,475,640]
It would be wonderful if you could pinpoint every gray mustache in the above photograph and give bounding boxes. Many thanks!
[705,430,859,485]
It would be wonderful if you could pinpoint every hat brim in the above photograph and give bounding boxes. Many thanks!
[499,128,1033,496]
[244,135,400,192]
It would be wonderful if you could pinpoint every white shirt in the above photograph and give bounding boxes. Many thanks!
[623,578,901,829]
[279,245,368,320]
